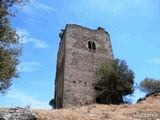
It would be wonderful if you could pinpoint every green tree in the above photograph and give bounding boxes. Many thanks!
[139,77,160,94]
[95,59,135,104]
[0,0,28,94]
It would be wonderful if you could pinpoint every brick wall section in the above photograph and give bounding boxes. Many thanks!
[54,24,114,108]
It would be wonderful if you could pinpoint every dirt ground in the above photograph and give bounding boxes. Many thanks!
[33,92,160,120]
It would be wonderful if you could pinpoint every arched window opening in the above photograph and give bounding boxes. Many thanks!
[88,41,91,49]
[88,41,96,50]
[92,42,96,50]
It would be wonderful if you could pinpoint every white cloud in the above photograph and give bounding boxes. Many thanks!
[17,28,49,48]
[6,88,50,109]
[150,58,160,64]
[70,0,159,18]
[29,38,49,48]
[17,28,29,37]
[36,2,55,12]
[19,61,41,72]
[22,0,56,14]
[145,58,160,65]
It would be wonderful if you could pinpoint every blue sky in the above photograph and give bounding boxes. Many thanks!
[0,0,160,109]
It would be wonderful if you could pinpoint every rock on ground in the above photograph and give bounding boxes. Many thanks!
[0,107,37,120]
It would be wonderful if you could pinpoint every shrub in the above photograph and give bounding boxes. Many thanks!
[139,77,160,94]
[95,59,135,104]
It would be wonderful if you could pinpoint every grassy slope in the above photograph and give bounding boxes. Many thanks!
[33,92,160,120]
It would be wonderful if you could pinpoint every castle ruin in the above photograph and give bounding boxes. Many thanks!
[54,24,114,108]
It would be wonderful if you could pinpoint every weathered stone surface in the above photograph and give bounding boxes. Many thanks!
[0,107,37,120]
[54,24,114,109]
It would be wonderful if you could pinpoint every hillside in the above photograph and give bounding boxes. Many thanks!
[33,92,160,120]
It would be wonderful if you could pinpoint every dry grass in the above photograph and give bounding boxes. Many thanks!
[1,93,159,120]
[32,93,160,120]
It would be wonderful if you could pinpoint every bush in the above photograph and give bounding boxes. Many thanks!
[95,59,135,105]
[139,77,160,94]
[49,99,54,109]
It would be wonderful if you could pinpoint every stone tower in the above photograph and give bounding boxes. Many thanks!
[54,24,114,108]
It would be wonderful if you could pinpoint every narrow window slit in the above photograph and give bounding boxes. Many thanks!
[88,41,91,49]
[92,42,96,50]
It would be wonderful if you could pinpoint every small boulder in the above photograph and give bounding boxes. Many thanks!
[0,107,37,120]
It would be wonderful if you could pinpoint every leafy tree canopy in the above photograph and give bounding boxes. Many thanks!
[0,0,29,94]
[139,77,160,94]
[95,59,135,104]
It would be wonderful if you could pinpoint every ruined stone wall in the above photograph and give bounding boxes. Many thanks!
[54,31,66,108]
[54,24,114,108]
